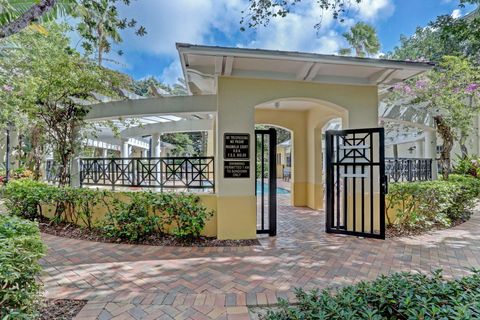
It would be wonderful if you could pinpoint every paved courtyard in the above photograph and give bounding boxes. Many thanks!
[40,196,480,319]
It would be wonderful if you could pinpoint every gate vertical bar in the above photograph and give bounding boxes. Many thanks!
[261,134,265,232]
[325,131,333,232]
[379,128,386,239]
[268,128,277,236]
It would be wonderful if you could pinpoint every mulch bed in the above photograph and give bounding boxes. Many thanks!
[386,216,470,238]
[38,218,260,247]
[39,299,86,320]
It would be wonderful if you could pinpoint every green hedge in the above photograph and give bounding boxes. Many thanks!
[3,179,213,240]
[0,215,46,319]
[386,174,480,230]
[266,270,480,320]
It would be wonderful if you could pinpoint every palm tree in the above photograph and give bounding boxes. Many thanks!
[76,0,146,66]
[339,22,380,57]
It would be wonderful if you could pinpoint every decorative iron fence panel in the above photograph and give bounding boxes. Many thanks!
[79,157,215,192]
[385,158,432,182]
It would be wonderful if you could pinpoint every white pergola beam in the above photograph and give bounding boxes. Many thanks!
[385,133,425,146]
[85,95,217,121]
[120,119,214,138]
[381,117,435,131]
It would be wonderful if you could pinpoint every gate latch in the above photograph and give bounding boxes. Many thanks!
[383,175,389,194]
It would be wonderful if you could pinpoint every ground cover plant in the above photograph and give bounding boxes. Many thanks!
[0,214,46,319]
[265,270,480,320]
[386,174,480,235]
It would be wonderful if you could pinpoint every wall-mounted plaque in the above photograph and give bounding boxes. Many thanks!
[224,133,250,159]
[224,161,250,178]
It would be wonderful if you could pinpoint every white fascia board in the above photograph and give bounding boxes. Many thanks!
[176,43,435,72]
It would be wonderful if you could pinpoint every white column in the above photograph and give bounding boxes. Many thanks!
[9,128,18,170]
[102,148,108,158]
[121,141,130,158]
[0,134,5,167]
[151,133,161,157]
[424,130,437,179]
[70,128,81,187]
[415,139,424,158]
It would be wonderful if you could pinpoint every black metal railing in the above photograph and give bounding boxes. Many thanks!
[385,158,432,182]
[79,157,215,192]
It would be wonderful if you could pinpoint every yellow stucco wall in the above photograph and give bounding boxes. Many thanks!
[276,145,287,179]
[216,77,379,239]
[41,193,218,237]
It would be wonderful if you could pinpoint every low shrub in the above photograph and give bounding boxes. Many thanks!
[152,192,214,238]
[101,192,213,240]
[0,215,46,319]
[386,174,480,230]
[3,179,54,220]
[3,179,214,240]
[454,155,480,178]
[101,192,160,241]
[265,270,480,320]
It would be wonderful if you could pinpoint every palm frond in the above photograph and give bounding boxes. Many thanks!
[0,0,77,26]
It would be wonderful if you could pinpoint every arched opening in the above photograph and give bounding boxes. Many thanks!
[254,124,293,205]
[254,97,348,212]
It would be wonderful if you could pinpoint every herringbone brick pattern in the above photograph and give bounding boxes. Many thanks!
[39,197,480,319]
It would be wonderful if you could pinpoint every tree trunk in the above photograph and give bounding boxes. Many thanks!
[0,0,58,39]
[26,125,45,180]
[434,115,454,179]
[459,133,469,159]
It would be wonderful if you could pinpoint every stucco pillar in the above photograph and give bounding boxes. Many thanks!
[424,130,438,179]
[312,127,323,209]
[216,79,256,240]
[415,139,424,158]
[102,148,108,158]
[206,130,215,156]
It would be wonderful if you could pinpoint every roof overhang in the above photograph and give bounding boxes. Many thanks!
[177,43,435,95]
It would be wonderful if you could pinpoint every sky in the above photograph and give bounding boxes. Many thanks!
[97,0,477,85]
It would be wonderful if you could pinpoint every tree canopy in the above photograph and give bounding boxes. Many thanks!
[241,0,362,31]
[0,23,125,183]
[389,56,480,176]
[0,0,146,66]
[386,5,480,62]
[339,22,380,57]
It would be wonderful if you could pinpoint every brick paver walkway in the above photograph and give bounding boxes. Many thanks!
[40,197,480,319]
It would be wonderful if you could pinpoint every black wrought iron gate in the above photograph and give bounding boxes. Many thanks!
[255,128,277,236]
[325,128,386,239]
